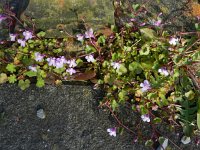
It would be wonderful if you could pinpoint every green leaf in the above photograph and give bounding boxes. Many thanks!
[24,71,37,77]
[36,77,45,88]
[76,58,83,67]
[18,79,30,90]
[128,62,142,74]
[158,137,165,145]
[141,61,153,70]
[132,4,140,11]
[198,113,200,130]
[145,139,153,147]
[8,75,17,83]
[153,117,162,124]
[140,28,157,39]
[39,70,47,78]
[97,35,106,45]
[37,31,46,37]
[140,46,150,55]
[195,23,200,31]
[118,90,128,101]
[6,63,16,73]
[117,64,127,75]
[0,73,8,84]
[111,100,119,111]
[197,98,200,130]
[85,45,96,53]
[104,73,115,85]
[185,90,195,100]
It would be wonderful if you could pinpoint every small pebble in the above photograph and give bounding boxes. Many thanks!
[37,109,46,119]
[157,138,168,150]
[181,136,191,145]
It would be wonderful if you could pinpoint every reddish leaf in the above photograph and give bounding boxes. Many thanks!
[73,70,96,81]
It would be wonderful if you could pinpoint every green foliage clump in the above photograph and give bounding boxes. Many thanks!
[0,2,200,148]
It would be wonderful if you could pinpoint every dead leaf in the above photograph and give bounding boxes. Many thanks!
[73,70,96,81]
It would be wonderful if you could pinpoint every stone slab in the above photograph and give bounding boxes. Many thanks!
[0,84,147,150]
[0,84,200,149]
[115,0,200,32]
[24,0,114,37]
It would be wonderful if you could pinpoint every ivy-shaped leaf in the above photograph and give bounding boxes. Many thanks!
[36,77,45,88]
[8,75,17,83]
[0,73,8,84]
[18,79,30,90]
[24,71,37,77]
[140,28,157,39]
[6,63,16,73]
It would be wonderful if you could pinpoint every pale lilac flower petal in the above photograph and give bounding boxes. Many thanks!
[158,68,169,76]
[0,14,6,23]
[28,66,37,72]
[107,127,117,137]
[140,80,151,92]
[130,18,136,22]
[169,37,179,45]
[141,114,150,122]
[154,20,162,27]
[34,52,44,62]
[47,57,56,66]
[66,59,77,68]
[152,105,158,111]
[85,55,95,63]
[66,68,76,75]
[85,28,95,39]
[17,39,26,47]
[76,34,84,41]
[111,62,120,70]
[9,34,16,41]
[140,22,146,26]
[23,31,33,40]
[158,12,163,17]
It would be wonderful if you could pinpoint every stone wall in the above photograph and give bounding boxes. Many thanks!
[25,0,114,37]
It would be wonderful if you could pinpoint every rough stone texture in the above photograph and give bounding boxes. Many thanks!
[0,84,200,150]
[24,0,114,37]
[0,84,147,150]
[115,0,196,32]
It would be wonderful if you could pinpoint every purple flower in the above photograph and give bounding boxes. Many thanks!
[153,20,162,27]
[59,56,67,64]
[54,57,67,69]
[34,52,44,62]
[141,114,150,122]
[85,55,95,63]
[130,18,136,22]
[169,37,179,45]
[28,66,37,72]
[66,59,77,68]
[111,62,120,70]
[66,68,76,75]
[85,28,95,39]
[152,105,158,111]
[158,68,169,76]
[76,34,84,41]
[47,57,56,66]
[9,34,17,41]
[107,127,117,137]
[47,56,67,68]
[23,31,33,40]
[140,22,146,26]
[158,12,163,17]
[17,39,26,47]
[0,14,6,23]
[140,80,151,92]
[197,16,200,21]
